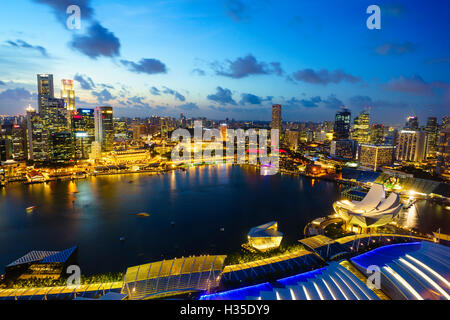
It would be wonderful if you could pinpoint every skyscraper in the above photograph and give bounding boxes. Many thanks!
[61,79,75,112]
[94,106,114,152]
[370,124,385,145]
[425,117,438,158]
[359,144,394,171]
[396,130,427,162]
[26,105,47,161]
[436,128,449,181]
[352,110,370,144]
[37,74,54,114]
[405,116,419,130]
[271,104,282,132]
[220,123,228,142]
[333,108,351,140]
[73,108,95,159]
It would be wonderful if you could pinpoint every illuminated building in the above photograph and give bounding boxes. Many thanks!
[359,144,394,171]
[285,129,299,150]
[61,79,75,111]
[89,141,102,160]
[41,97,68,133]
[333,183,402,230]
[122,255,226,300]
[160,118,168,142]
[49,132,74,163]
[333,108,351,140]
[436,129,450,181]
[114,119,129,140]
[330,139,357,159]
[4,246,78,281]
[26,105,47,161]
[405,115,419,130]
[11,124,27,161]
[369,124,385,145]
[94,106,114,152]
[396,130,427,162]
[37,74,54,114]
[247,221,283,252]
[352,110,370,144]
[425,117,438,158]
[73,108,95,159]
[271,104,282,133]
[220,123,228,142]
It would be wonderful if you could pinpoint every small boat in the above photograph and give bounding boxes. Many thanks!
[136,212,150,217]
[26,206,36,213]
[120,236,126,242]
[220,227,225,232]
[170,221,175,226]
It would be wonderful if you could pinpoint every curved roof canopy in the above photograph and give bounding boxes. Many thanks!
[333,184,403,228]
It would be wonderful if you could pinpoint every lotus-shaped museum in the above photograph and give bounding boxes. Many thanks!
[333,184,403,229]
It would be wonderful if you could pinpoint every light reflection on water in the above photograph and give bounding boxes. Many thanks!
[0,165,447,275]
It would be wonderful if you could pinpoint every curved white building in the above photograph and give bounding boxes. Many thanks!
[333,184,403,229]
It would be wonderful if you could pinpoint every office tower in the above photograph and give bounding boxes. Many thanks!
[94,106,114,152]
[396,130,427,162]
[73,108,95,159]
[333,108,351,140]
[49,132,74,163]
[359,144,394,171]
[160,118,168,142]
[442,116,450,130]
[11,124,27,161]
[220,123,228,142]
[26,105,47,161]
[436,128,449,181]
[330,139,357,159]
[61,79,75,112]
[41,97,68,133]
[425,117,438,158]
[370,124,385,145]
[271,104,282,132]
[114,119,129,140]
[37,74,54,114]
[352,110,370,144]
[284,129,299,150]
[405,115,419,130]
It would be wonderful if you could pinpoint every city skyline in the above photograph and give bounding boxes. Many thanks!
[0,0,449,124]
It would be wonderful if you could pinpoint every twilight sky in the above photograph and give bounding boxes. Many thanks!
[0,0,449,125]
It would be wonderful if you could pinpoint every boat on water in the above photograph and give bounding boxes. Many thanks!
[120,236,126,242]
[136,212,150,217]
[26,206,36,213]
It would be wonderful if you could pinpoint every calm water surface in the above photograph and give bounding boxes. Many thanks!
[0,165,447,275]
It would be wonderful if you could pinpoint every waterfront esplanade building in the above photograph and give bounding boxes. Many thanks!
[333,184,403,232]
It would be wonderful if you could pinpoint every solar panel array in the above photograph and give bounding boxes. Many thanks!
[122,255,226,300]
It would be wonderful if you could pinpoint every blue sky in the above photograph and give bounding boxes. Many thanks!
[0,0,449,125]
